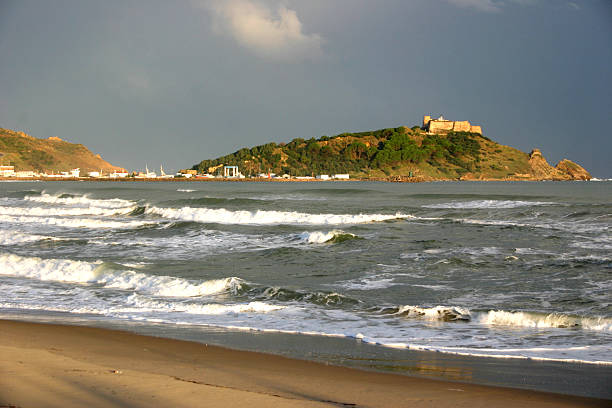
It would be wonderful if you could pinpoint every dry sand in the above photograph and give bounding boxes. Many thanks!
[0,320,608,408]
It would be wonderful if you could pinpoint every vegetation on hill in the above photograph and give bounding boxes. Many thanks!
[0,128,122,173]
[193,126,534,179]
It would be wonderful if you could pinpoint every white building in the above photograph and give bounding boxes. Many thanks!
[0,166,15,177]
[332,174,350,180]
[70,168,80,177]
[223,165,239,178]
[110,171,129,178]
[88,171,101,178]
[15,171,36,178]
[316,174,330,180]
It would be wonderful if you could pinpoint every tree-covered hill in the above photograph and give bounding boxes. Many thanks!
[193,125,590,181]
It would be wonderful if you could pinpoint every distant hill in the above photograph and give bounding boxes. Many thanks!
[0,128,123,173]
[192,125,591,181]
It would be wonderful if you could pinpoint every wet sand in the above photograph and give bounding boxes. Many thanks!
[0,319,608,408]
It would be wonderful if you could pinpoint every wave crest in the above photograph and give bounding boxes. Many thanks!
[423,200,556,209]
[480,310,612,331]
[299,230,359,244]
[146,206,407,225]
[25,192,135,209]
[392,305,471,321]
[0,253,243,297]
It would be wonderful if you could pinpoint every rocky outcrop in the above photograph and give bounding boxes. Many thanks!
[528,149,560,179]
[555,159,591,180]
[527,149,590,181]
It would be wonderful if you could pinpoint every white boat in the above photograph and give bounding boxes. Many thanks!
[145,165,157,178]
[159,165,174,178]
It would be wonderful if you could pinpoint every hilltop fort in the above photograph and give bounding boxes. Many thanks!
[422,115,482,135]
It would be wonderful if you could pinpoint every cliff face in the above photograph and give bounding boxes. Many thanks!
[525,149,591,181]
[555,159,591,180]
[0,128,123,173]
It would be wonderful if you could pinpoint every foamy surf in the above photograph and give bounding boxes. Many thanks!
[0,214,150,229]
[299,230,358,244]
[25,192,135,209]
[126,295,285,315]
[393,305,471,321]
[479,310,612,331]
[423,200,557,209]
[0,253,244,297]
[145,206,408,225]
[0,205,136,217]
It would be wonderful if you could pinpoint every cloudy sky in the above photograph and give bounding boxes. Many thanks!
[1,0,610,176]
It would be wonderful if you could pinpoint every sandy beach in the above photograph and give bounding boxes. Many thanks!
[0,320,608,408]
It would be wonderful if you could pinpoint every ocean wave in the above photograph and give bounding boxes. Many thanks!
[25,192,135,209]
[252,286,359,306]
[176,189,196,192]
[423,200,557,209]
[0,230,52,245]
[0,205,136,217]
[389,305,471,321]
[0,253,244,297]
[126,295,284,315]
[479,310,612,331]
[145,206,408,225]
[0,214,150,229]
[457,218,609,234]
[298,230,359,244]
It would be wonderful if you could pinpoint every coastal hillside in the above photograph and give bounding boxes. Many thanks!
[0,128,123,173]
[193,125,591,181]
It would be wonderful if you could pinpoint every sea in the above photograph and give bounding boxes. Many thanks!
[1,180,611,395]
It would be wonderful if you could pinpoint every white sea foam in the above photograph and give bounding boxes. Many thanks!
[25,193,135,209]
[458,218,608,234]
[0,214,149,229]
[146,206,408,225]
[0,253,244,297]
[0,230,51,244]
[395,305,471,321]
[126,295,284,315]
[298,230,356,244]
[177,189,196,192]
[0,205,136,217]
[479,310,612,331]
[423,200,557,209]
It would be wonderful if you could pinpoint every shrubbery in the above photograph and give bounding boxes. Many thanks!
[194,127,482,176]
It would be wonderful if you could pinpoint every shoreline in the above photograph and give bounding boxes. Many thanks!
[0,176,599,183]
[1,319,609,408]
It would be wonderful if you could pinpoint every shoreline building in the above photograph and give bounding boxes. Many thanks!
[422,115,482,135]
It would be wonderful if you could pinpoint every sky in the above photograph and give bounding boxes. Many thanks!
[1,0,611,176]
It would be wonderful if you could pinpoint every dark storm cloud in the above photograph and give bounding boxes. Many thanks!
[0,0,610,176]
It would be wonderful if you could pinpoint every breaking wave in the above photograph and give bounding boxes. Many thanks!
[388,305,471,321]
[0,253,244,297]
[145,206,408,225]
[299,230,359,244]
[423,200,557,209]
[0,214,150,229]
[25,192,135,209]
[251,286,359,306]
[0,230,52,245]
[0,205,136,217]
[126,295,284,315]
[479,310,612,331]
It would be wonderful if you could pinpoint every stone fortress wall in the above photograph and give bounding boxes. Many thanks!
[422,115,482,135]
